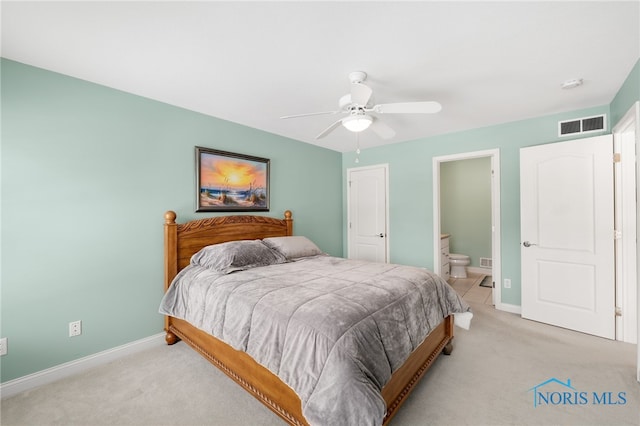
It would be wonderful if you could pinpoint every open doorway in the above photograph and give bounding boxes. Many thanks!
[433,149,502,309]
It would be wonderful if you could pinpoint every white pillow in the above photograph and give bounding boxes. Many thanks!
[262,236,324,260]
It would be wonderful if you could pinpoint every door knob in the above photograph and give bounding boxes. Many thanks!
[376,233,384,238]
[523,241,537,247]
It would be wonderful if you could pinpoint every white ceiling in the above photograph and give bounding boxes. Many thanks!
[2,1,639,152]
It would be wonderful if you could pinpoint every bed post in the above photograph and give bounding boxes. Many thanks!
[284,210,293,236]
[442,315,454,355]
[164,211,179,345]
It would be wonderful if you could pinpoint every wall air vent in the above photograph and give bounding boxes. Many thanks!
[480,257,493,268]
[558,114,606,137]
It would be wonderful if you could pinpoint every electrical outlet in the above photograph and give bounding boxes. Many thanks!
[504,278,512,289]
[69,320,82,337]
[0,337,7,356]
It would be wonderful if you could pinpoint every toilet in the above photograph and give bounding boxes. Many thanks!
[449,253,470,278]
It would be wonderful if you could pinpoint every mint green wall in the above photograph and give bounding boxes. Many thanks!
[0,59,343,382]
[342,104,610,306]
[440,157,492,267]
[611,59,640,126]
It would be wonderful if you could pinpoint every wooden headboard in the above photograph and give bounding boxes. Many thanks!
[163,210,293,292]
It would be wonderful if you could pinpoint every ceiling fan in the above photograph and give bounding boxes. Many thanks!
[280,71,442,140]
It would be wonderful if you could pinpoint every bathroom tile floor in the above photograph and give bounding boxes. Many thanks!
[448,271,493,305]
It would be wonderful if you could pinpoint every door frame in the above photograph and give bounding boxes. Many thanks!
[346,163,390,262]
[629,101,640,383]
[432,149,502,309]
[612,101,639,344]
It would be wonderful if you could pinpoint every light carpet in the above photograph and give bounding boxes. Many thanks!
[2,301,638,425]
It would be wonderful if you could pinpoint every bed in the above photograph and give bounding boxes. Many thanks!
[160,210,470,425]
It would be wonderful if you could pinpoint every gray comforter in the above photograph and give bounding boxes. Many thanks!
[159,255,470,425]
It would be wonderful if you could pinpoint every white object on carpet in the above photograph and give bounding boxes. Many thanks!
[454,311,473,330]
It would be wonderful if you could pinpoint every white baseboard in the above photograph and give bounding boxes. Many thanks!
[496,302,522,315]
[1,333,165,400]
[467,266,492,275]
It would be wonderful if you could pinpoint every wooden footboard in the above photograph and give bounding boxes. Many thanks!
[163,210,454,425]
[167,317,308,425]
[166,314,453,426]
[382,315,454,424]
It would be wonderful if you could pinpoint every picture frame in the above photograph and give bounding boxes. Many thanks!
[195,146,270,212]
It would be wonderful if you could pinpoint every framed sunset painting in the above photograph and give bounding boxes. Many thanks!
[195,147,270,212]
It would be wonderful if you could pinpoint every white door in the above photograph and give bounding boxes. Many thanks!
[520,135,615,339]
[347,165,388,262]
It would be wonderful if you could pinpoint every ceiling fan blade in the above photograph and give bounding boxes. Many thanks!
[280,110,340,119]
[371,118,396,139]
[372,101,442,114]
[316,118,344,139]
[351,83,373,106]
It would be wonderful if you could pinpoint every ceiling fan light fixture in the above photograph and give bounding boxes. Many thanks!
[343,114,373,132]
[283,70,441,140]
